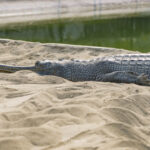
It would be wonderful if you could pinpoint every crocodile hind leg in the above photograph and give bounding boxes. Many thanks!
[96,71,150,86]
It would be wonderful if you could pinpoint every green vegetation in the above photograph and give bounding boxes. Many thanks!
[0,16,150,52]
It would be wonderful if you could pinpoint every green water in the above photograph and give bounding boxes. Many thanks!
[0,16,150,52]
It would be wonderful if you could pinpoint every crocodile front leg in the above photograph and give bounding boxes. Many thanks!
[96,71,150,86]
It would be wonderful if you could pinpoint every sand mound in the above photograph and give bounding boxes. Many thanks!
[0,39,150,150]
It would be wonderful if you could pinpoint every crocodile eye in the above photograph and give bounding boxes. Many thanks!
[35,60,52,69]
[35,61,40,67]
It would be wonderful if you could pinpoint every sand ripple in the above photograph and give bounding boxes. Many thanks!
[0,39,150,150]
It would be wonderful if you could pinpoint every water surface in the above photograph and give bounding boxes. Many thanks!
[0,16,150,52]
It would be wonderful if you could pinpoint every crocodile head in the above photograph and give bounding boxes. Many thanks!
[35,60,63,76]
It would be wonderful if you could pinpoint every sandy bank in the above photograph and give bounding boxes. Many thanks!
[0,39,150,150]
[0,0,150,25]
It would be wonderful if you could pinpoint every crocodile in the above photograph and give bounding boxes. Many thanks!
[0,54,150,85]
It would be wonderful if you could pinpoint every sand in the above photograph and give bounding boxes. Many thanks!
[0,0,150,25]
[0,39,150,150]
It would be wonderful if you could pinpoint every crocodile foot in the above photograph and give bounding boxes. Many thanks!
[137,73,150,85]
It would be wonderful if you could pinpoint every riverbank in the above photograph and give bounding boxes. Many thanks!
[0,0,150,25]
[0,39,150,150]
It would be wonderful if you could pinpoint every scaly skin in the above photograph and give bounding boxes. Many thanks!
[1,54,150,85]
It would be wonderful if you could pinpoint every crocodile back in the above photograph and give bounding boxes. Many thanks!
[97,54,150,76]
